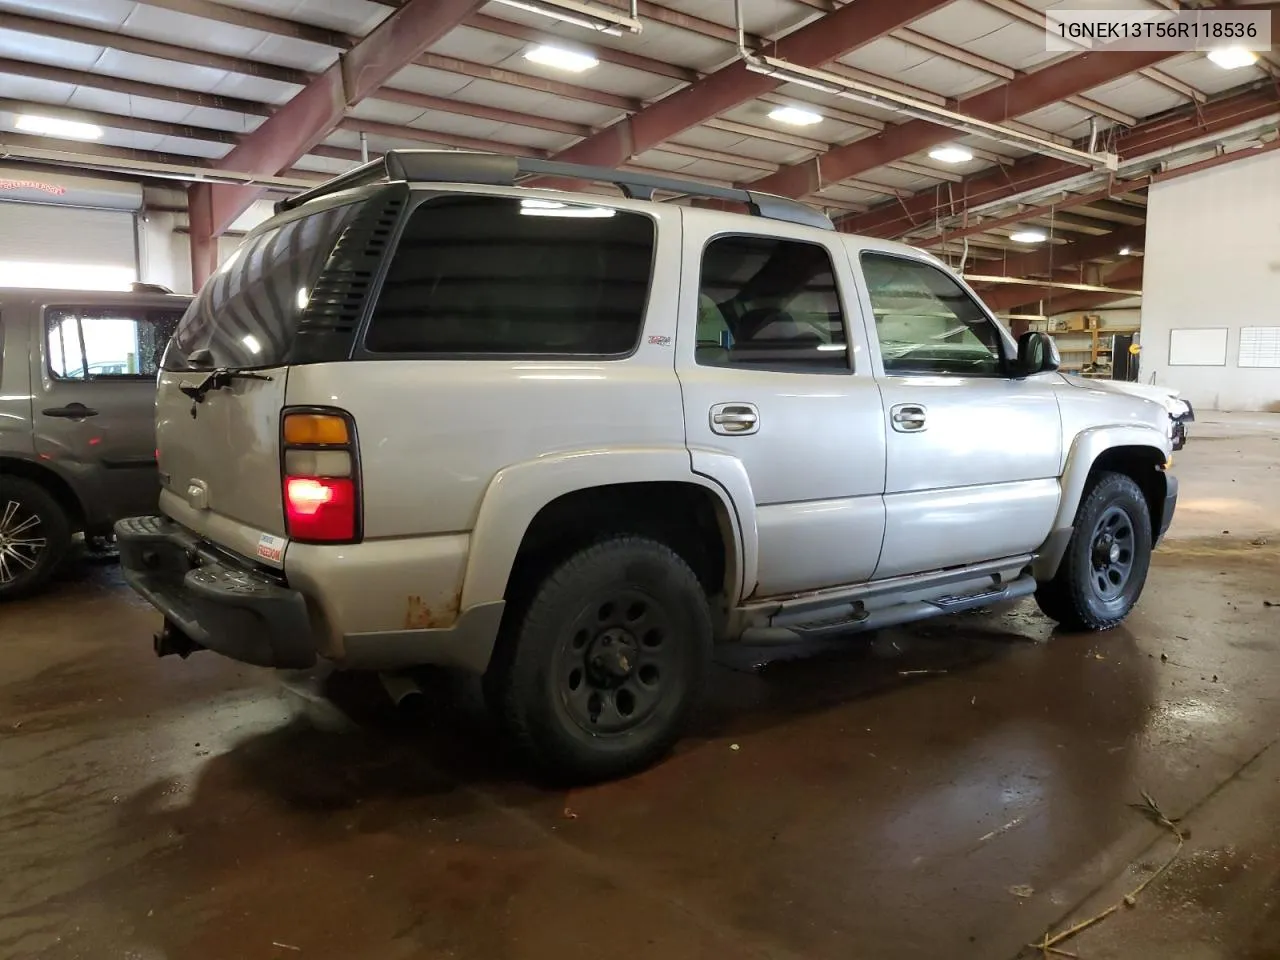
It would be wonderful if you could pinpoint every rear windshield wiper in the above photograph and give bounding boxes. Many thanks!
[180,369,274,409]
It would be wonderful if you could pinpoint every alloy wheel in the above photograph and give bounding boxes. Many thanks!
[0,498,47,585]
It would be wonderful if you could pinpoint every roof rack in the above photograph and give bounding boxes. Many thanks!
[276,150,832,232]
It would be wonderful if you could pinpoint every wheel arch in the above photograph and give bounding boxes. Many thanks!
[459,449,752,617]
[0,455,85,530]
[1033,426,1170,580]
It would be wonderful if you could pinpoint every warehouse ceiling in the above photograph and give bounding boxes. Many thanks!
[0,0,1277,313]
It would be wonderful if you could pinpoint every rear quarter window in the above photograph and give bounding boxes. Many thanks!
[364,194,655,357]
[166,201,359,370]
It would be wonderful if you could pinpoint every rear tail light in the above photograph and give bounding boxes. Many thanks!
[281,410,360,543]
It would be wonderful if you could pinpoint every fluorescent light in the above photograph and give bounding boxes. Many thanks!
[241,334,262,354]
[768,105,823,127]
[519,198,615,218]
[494,0,629,35]
[296,287,310,310]
[15,114,103,140]
[0,261,135,290]
[928,145,974,164]
[1010,230,1047,244]
[1119,246,1132,256]
[1207,47,1258,70]
[523,44,598,73]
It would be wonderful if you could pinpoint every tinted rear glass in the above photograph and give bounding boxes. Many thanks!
[365,195,654,356]
[164,201,358,370]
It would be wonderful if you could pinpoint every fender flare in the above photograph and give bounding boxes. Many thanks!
[459,447,756,610]
[1032,424,1169,580]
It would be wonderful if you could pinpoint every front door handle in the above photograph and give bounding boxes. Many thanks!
[890,403,927,432]
[42,403,99,419]
[710,403,760,435]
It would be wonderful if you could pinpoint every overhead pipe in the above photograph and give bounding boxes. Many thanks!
[730,0,1118,175]
[963,275,1142,296]
[0,141,317,191]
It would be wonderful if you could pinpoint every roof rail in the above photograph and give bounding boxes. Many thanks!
[275,150,833,231]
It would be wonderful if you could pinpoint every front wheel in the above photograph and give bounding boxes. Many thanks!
[1035,471,1153,631]
[489,536,713,783]
[0,477,72,600]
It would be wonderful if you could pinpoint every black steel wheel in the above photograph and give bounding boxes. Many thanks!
[1035,471,1153,631]
[0,477,71,600]
[490,536,712,782]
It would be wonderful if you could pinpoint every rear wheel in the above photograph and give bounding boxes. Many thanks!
[0,477,72,600]
[489,536,712,783]
[1035,471,1153,631]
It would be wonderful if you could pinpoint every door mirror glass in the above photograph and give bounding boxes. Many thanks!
[1016,331,1060,376]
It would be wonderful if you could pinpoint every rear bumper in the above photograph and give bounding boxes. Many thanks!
[115,515,317,669]
[115,515,505,674]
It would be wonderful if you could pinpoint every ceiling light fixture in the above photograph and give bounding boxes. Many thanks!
[768,105,823,127]
[1119,246,1132,256]
[1010,230,1048,244]
[523,44,599,73]
[1207,46,1259,70]
[928,145,974,164]
[15,114,103,141]
[494,0,640,36]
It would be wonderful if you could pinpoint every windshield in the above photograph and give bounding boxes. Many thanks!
[164,201,359,370]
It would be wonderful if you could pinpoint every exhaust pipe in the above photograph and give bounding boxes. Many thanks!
[378,671,424,708]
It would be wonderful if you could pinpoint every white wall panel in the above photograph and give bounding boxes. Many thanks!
[1140,148,1280,411]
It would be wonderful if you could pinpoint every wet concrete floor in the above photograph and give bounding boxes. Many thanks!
[2,417,1280,960]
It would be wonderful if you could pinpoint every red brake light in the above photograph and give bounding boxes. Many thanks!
[285,476,355,542]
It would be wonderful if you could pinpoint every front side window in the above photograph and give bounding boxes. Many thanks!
[46,307,183,380]
[365,195,655,356]
[860,252,1006,377]
[697,235,849,371]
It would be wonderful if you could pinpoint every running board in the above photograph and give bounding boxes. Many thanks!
[739,573,1038,644]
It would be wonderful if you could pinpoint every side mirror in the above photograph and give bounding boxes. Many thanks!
[1016,331,1060,376]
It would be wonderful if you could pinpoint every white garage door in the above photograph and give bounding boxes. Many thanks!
[0,202,137,287]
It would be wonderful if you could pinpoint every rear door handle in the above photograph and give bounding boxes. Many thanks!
[42,403,99,419]
[890,403,927,432]
[710,403,760,435]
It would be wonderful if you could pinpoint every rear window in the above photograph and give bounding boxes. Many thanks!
[165,201,358,370]
[364,194,655,356]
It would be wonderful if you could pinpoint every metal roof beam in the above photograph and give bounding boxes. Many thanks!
[981,258,1144,312]
[0,11,310,86]
[749,46,1175,197]
[193,0,488,275]
[973,224,1146,281]
[839,84,1280,238]
[0,57,271,116]
[544,0,956,170]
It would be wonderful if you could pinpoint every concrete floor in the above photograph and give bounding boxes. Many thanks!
[3,413,1280,960]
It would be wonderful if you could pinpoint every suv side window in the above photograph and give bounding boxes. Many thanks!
[46,307,183,380]
[697,235,849,372]
[365,195,655,357]
[860,252,1006,377]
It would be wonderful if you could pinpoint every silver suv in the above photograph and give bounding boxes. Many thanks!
[117,152,1177,781]
[0,287,188,597]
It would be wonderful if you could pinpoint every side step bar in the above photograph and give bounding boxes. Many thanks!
[740,573,1038,644]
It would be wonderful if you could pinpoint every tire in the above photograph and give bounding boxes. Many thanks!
[1035,471,1153,631]
[0,477,72,601]
[489,536,713,783]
